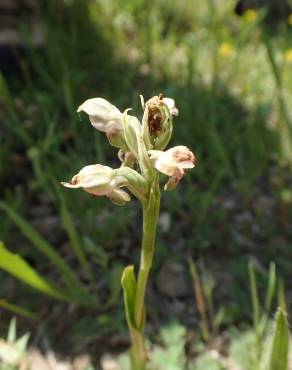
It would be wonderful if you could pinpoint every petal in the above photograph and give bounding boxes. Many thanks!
[107,189,131,206]
[83,185,114,196]
[77,98,123,132]
[149,150,175,176]
[162,97,179,116]
[155,161,178,177]
[164,167,184,191]
[61,181,79,189]
[167,146,196,169]
[77,98,121,117]
[149,149,178,176]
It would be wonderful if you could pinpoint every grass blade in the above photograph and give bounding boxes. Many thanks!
[278,279,287,312]
[188,256,210,341]
[0,241,70,301]
[248,261,262,360]
[265,262,276,314]
[248,261,260,330]
[54,184,93,282]
[0,299,38,321]
[7,317,16,343]
[269,308,289,370]
[0,201,91,304]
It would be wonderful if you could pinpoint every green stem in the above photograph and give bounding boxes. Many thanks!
[130,178,160,369]
[135,180,160,328]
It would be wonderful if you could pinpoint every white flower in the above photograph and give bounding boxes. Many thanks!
[61,164,130,205]
[149,146,196,190]
[77,98,123,133]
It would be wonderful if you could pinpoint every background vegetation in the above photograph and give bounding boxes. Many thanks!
[0,0,291,368]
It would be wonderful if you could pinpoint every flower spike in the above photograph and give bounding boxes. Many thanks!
[63,93,197,369]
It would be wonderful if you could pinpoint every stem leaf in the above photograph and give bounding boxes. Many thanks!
[121,265,137,330]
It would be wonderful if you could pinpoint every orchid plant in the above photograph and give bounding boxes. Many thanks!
[62,94,196,370]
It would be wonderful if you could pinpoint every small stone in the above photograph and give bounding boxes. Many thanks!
[28,349,51,370]
[55,363,72,370]
[73,354,92,370]
[222,199,236,210]
[100,354,119,370]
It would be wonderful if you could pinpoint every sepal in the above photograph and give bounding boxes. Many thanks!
[77,98,127,150]
[122,110,141,159]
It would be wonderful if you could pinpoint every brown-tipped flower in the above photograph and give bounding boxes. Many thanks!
[61,164,130,205]
[141,94,178,150]
[144,95,178,137]
[149,146,196,190]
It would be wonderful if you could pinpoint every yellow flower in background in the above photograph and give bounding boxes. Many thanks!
[218,42,233,58]
[243,9,257,23]
[288,14,292,26]
[284,49,292,62]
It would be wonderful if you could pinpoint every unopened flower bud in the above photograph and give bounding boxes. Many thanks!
[141,94,178,151]
[61,164,130,205]
[149,146,196,191]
